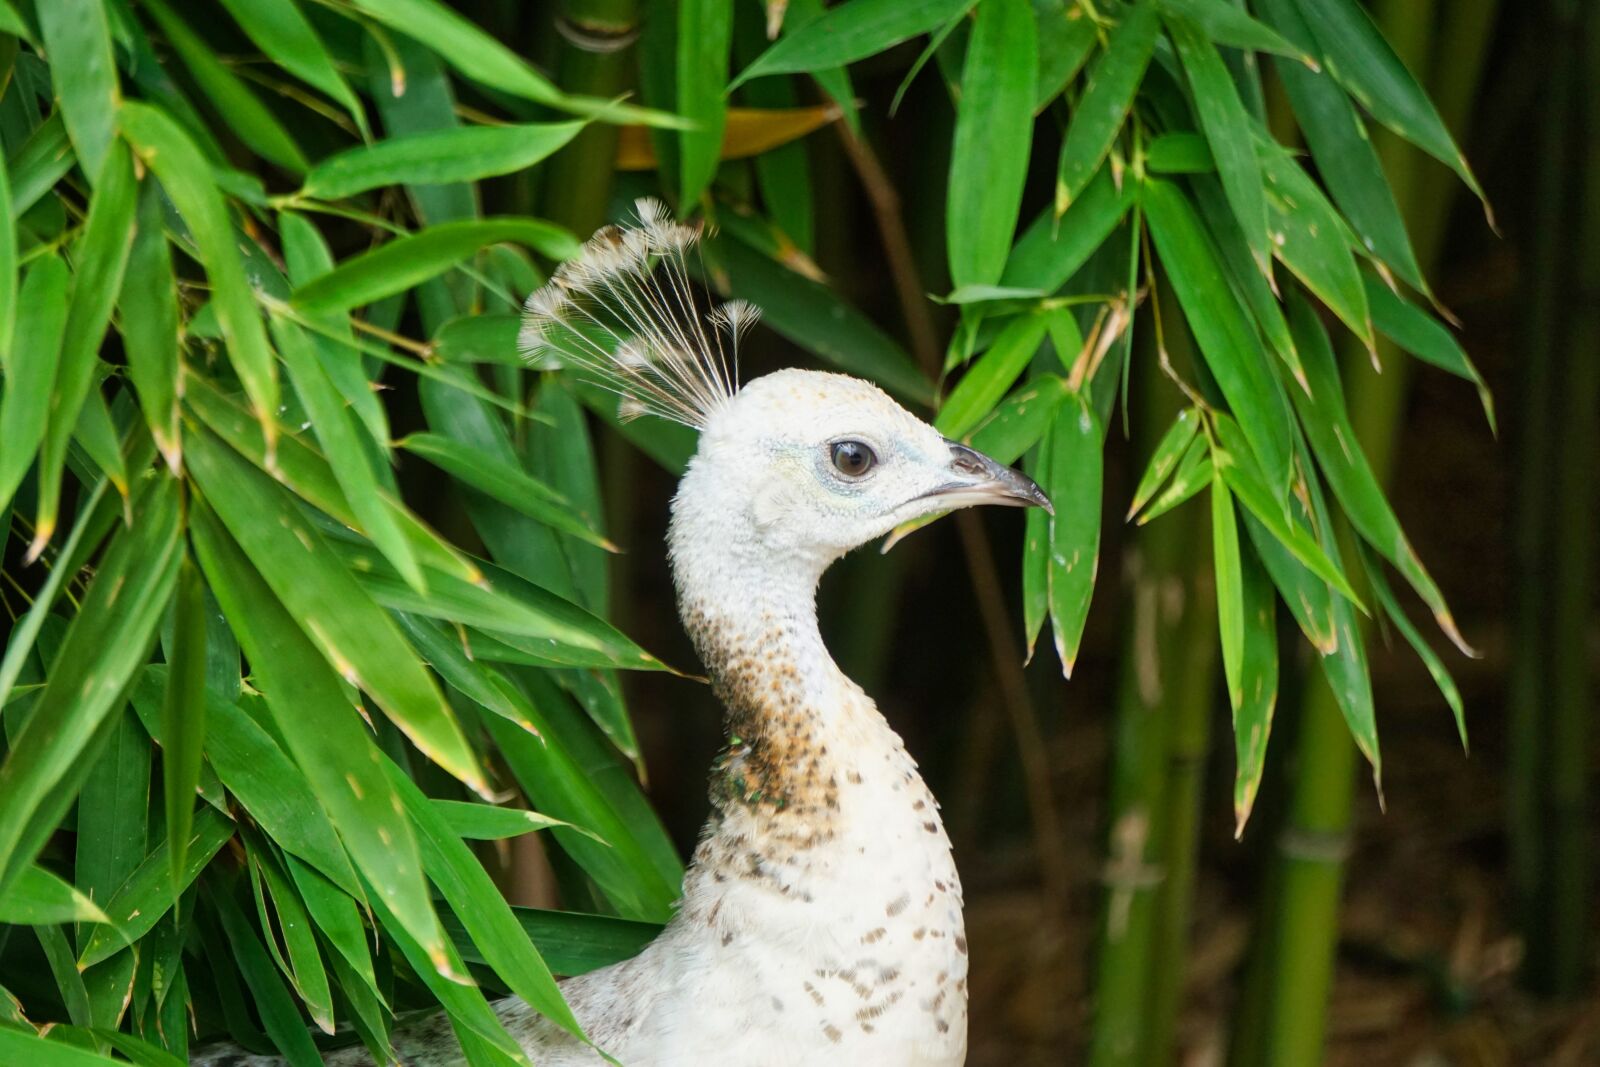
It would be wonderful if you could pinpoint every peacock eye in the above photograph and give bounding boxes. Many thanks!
[830,440,876,478]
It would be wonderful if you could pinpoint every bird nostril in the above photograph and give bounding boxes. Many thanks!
[946,441,989,476]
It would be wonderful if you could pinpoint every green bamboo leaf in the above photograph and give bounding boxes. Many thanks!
[37,0,119,182]
[272,315,426,593]
[430,799,602,844]
[678,0,732,205]
[244,842,334,1034]
[1144,131,1213,173]
[121,179,182,472]
[936,312,1051,439]
[9,113,76,216]
[1364,273,1494,431]
[1034,0,1097,110]
[1004,165,1137,291]
[183,375,481,586]
[78,807,237,968]
[1212,430,1363,609]
[1167,12,1270,278]
[0,1028,127,1066]
[1137,434,1212,523]
[161,556,208,899]
[446,907,661,979]
[0,865,113,925]
[122,102,280,448]
[709,230,932,405]
[1292,0,1486,205]
[1046,392,1103,677]
[1212,472,1245,716]
[186,431,488,795]
[302,122,586,200]
[398,432,616,552]
[966,374,1071,464]
[1021,425,1052,659]
[1142,178,1293,494]
[1189,174,1306,390]
[73,708,151,912]
[1055,0,1159,213]
[142,0,308,173]
[889,1,980,118]
[731,0,972,87]
[291,218,579,316]
[1284,293,1467,652]
[189,498,456,978]
[527,377,610,614]
[1255,0,1428,295]
[384,759,585,1042]
[131,670,361,896]
[284,853,379,999]
[88,1031,186,1067]
[433,313,524,365]
[0,254,69,514]
[0,147,15,360]
[1259,146,1372,346]
[32,141,137,550]
[216,0,366,135]
[1158,0,1309,60]
[209,883,324,1067]
[0,477,182,894]
[1359,541,1465,748]
[1127,406,1200,519]
[350,0,678,127]
[1231,531,1279,835]
[947,0,1036,289]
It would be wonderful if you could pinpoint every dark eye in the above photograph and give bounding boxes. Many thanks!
[830,440,876,477]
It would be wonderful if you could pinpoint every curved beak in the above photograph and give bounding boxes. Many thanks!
[920,439,1053,514]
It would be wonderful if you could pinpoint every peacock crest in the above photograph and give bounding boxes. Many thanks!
[519,198,759,429]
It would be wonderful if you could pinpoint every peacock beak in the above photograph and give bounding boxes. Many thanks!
[920,440,1054,514]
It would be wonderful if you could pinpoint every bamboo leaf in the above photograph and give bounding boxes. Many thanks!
[1359,541,1465,749]
[36,0,119,182]
[433,313,525,365]
[1142,177,1293,495]
[189,498,456,978]
[161,555,208,897]
[1364,273,1494,431]
[1034,0,1097,110]
[1213,473,1245,717]
[209,883,324,1067]
[290,218,580,315]
[617,105,841,170]
[947,0,1036,289]
[1158,0,1309,60]
[272,314,426,592]
[1055,0,1159,213]
[122,102,280,447]
[0,142,15,361]
[0,477,182,893]
[430,799,602,843]
[142,0,309,173]
[966,374,1072,464]
[303,122,586,200]
[1046,392,1103,677]
[245,843,334,1034]
[731,0,972,87]
[217,0,366,134]
[1255,0,1428,295]
[445,907,661,979]
[78,809,237,968]
[1004,165,1137,291]
[1259,146,1372,346]
[0,254,69,513]
[1284,293,1466,651]
[1167,11,1270,278]
[121,179,183,472]
[1137,435,1211,523]
[1022,425,1052,659]
[73,709,151,911]
[1292,0,1486,205]
[1127,406,1200,519]
[1145,131,1213,173]
[0,865,113,925]
[936,312,1051,439]
[398,432,616,552]
[0,1028,128,1067]
[678,0,732,205]
[1232,535,1279,835]
[185,430,488,795]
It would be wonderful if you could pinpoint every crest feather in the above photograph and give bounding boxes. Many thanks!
[520,199,752,429]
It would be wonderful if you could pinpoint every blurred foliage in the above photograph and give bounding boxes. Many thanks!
[0,0,1486,1062]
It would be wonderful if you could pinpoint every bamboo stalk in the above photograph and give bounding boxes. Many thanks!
[1232,0,1500,1058]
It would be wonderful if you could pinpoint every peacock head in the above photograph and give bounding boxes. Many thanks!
[521,199,1050,568]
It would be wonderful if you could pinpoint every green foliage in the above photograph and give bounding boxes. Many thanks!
[0,0,1483,1061]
